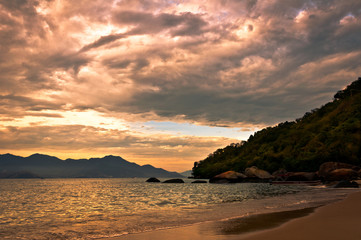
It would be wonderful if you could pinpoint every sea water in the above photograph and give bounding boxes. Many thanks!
[0,178,356,239]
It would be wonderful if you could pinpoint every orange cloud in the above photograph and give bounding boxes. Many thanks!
[1,0,361,170]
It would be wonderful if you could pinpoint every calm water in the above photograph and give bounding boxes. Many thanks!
[0,178,356,239]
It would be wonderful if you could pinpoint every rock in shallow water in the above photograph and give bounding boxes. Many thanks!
[319,162,359,179]
[163,178,184,183]
[209,171,246,183]
[286,172,318,181]
[146,177,160,182]
[327,168,358,181]
[245,166,272,179]
[333,180,359,188]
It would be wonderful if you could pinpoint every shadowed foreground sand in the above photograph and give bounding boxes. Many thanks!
[108,191,361,240]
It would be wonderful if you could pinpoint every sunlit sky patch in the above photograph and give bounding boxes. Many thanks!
[136,121,256,140]
[1,0,361,171]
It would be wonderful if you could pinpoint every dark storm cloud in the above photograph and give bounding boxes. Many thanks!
[2,0,361,127]
[0,95,64,119]
[0,0,91,96]
[106,0,361,125]
[44,52,89,74]
[0,0,45,36]
[0,95,57,108]
[112,10,208,36]
[123,85,305,126]
[18,50,90,93]
[80,33,127,52]
[80,10,210,54]
[103,59,132,69]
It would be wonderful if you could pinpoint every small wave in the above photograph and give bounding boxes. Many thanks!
[0,179,346,240]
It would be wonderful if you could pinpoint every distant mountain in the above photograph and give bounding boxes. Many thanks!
[0,154,183,178]
[179,170,193,177]
[193,77,361,178]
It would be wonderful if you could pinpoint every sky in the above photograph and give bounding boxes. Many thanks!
[1,0,361,172]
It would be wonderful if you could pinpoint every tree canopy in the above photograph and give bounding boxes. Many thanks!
[193,78,361,178]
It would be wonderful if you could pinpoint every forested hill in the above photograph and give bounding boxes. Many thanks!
[193,78,361,179]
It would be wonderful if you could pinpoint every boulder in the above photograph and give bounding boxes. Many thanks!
[245,166,272,179]
[286,172,318,181]
[272,169,288,181]
[146,177,160,182]
[209,171,247,183]
[326,168,358,181]
[163,178,184,183]
[319,162,360,179]
[333,180,359,188]
[272,169,288,176]
[191,180,207,183]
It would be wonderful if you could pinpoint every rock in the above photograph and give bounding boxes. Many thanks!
[272,169,288,176]
[272,169,288,181]
[146,177,160,182]
[163,178,184,183]
[326,168,358,181]
[245,166,272,179]
[215,171,247,179]
[333,180,359,188]
[209,171,247,183]
[191,180,207,183]
[319,162,360,179]
[286,172,318,181]
[210,178,232,184]
[214,171,246,183]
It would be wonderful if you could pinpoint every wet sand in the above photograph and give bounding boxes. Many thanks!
[240,190,361,240]
[107,190,361,240]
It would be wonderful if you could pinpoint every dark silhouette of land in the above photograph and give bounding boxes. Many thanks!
[0,153,183,178]
[193,77,361,178]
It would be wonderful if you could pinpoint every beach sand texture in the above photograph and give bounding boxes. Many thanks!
[111,190,361,240]
[240,190,361,240]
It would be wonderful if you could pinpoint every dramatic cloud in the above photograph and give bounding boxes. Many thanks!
[1,0,361,170]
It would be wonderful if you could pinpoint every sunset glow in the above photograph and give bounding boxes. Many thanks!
[1,0,361,171]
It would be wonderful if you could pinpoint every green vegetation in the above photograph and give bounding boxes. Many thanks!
[193,78,361,178]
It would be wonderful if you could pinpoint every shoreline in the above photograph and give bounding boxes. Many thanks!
[104,189,361,240]
[239,190,361,240]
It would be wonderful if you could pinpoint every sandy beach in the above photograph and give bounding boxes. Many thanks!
[109,190,361,240]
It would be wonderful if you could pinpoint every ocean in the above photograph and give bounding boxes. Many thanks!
[0,178,356,239]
